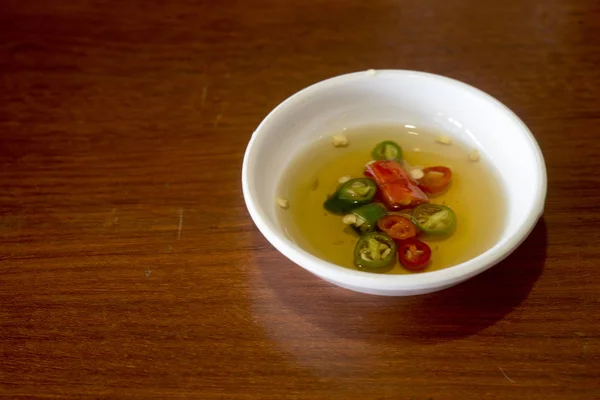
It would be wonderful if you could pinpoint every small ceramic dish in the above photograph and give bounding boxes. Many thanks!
[242,70,546,296]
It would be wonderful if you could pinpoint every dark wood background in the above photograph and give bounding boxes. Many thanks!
[1,1,599,399]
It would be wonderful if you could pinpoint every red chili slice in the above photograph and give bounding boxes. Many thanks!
[397,238,432,271]
[418,166,452,194]
[377,215,418,240]
[365,161,428,210]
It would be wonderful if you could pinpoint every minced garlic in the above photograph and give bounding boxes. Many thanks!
[338,175,351,184]
[469,149,481,162]
[409,168,425,180]
[435,135,452,145]
[276,197,289,209]
[332,134,349,147]
[342,214,357,224]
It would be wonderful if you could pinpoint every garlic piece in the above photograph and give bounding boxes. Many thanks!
[276,197,289,209]
[332,134,349,147]
[469,149,481,162]
[338,175,351,184]
[342,214,357,225]
[409,168,425,180]
[435,135,452,145]
[413,147,422,153]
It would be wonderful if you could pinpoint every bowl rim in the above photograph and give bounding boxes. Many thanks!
[242,69,547,291]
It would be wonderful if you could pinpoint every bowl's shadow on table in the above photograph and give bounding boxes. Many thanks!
[252,218,547,344]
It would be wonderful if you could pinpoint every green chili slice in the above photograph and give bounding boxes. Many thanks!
[346,203,387,234]
[323,178,378,214]
[353,232,397,269]
[412,204,457,235]
[371,141,403,162]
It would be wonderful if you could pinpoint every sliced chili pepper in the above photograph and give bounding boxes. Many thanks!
[397,238,431,271]
[372,141,403,162]
[418,166,452,194]
[364,160,428,210]
[338,178,377,202]
[377,215,418,240]
[324,178,378,214]
[345,203,387,234]
[354,232,397,269]
[412,204,456,235]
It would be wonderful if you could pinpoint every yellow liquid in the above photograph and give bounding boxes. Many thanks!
[277,125,507,274]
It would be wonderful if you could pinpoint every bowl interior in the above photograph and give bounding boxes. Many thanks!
[243,70,546,289]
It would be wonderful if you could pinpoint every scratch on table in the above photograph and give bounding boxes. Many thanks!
[214,113,222,128]
[103,208,119,230]
[201,86,207,107]
[178,208,183,239]
[382,387,393,399]
[145,268,151,277]
[574,332,588,358]
[233,306,253,324]
[499,367,516,383]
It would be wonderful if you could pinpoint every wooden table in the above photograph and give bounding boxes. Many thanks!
[1,1,599,398]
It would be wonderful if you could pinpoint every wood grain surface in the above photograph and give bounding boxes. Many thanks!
[1,0,599,399]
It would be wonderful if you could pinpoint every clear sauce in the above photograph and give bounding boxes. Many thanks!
[277,124,507,274]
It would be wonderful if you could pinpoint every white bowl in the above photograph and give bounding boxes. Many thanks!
[242,69,547,296]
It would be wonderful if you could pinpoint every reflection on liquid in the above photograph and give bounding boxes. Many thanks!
[432,111,487,159]
[247,219,547,378]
